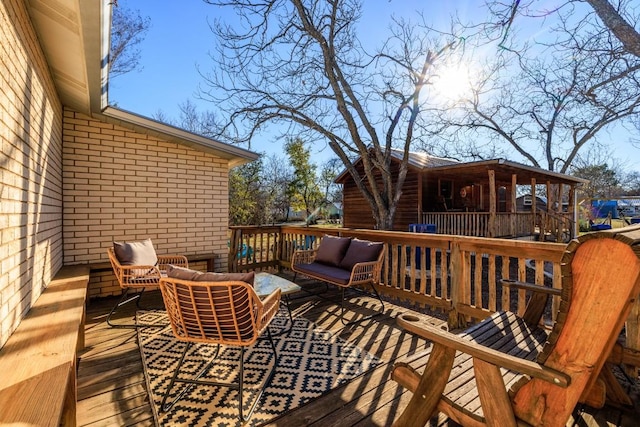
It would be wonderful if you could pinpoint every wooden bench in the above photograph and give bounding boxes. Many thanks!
[89,252,219,274]
[0,264,90,427]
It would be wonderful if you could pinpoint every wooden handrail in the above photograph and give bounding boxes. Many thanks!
[227,225,640,370]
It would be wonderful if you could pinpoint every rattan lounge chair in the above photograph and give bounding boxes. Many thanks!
[158,271,281,421]
[107,240,188,328]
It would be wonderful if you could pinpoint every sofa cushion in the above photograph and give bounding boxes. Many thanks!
[339,238,384,271]
[294,262,352,286]
[113,238,158,266]
[314,235,351,266]
[167,265,255,286]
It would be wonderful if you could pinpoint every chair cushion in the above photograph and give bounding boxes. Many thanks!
[166,265,255,286]
[339,238,384,270]
[314,235,351,266]
[294,262,352,286]
[113,238,158,266]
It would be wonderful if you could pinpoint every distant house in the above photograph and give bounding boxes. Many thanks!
[612,198,640,217]
[590,198,640,218]
[287,208,307,221]
[325,202,343,219]
[516,195,547,212]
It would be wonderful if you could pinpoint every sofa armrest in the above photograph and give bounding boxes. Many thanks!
[291,249,317,268]
[348,260,380,283]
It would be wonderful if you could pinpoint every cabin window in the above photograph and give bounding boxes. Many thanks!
[498,186,507,212]
[523,196,532,206]
[439,180,453,199]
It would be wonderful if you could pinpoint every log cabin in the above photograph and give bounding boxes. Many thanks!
[336,150,587,241]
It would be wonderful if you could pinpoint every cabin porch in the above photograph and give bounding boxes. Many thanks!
[421,210,573,242]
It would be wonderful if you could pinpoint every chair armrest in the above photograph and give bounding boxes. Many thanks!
[258,288,282,331]
[120,264,162,285]
[500,279,562,296]
[261,288,282,311]
[157,255,189,269]
[291,249,317,267]
[349,260,382,284]
[397,312,570,387]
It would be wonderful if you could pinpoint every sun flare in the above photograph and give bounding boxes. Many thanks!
[432,63,473,102]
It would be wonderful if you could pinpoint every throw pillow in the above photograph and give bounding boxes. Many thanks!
[113,238,158,266]
[314,235,351,266]
[166,265,255,285]
[339,238,384,271]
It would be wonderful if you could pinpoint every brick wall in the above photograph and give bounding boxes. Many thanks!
[62,110,230,298]
[0,0,64,347]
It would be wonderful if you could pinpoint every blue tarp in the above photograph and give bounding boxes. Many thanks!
[591,200,619,219]
[409,224,436,269]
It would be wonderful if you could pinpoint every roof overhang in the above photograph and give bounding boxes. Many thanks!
[334,154,587,186]
[99,107,260,168]
[25,0,108,113]
[426,159,588,186]
[25,1,258,168]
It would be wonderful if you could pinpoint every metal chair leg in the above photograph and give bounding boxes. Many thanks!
[160,333,278,422]
[161,342,221,412]
[106,288,165,328]
[339,283,385,326]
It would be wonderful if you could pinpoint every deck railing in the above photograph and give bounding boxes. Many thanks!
[228,225,565,328]
[228,224,640,372]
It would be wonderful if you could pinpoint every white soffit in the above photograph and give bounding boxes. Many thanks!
[25,0,105,113]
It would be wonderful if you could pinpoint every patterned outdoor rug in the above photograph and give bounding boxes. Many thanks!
[137,310,382,427]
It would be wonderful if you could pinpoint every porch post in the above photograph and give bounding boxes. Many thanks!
[531,178,537,240]
[569,184,576,239]
[488,170,496,238]
[556,183,565,242]
[546,181,552,241]
[511,174,517,237]
[417,172,423,223]
[229,227,241,272]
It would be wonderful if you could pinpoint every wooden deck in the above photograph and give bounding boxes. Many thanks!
[77,273,640,427]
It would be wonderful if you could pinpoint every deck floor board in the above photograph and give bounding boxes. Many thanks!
[77,274,639,427]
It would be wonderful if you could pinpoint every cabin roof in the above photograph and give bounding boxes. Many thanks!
[426,159,588,186]
[390,149,459,169]
[335,151,587,186]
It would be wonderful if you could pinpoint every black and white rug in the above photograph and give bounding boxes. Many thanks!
[137,310,382,427]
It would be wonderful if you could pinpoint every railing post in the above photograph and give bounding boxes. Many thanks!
[229,227,241,272]
[626,297,640,377]
[448,240,465,329]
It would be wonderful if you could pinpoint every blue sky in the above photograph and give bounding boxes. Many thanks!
[109,1,640,173]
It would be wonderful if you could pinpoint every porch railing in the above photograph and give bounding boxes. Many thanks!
[421,211,575,241]
[228,224,640,372]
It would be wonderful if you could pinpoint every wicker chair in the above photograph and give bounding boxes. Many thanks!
[107,246,188,328]
[158,276,281,421]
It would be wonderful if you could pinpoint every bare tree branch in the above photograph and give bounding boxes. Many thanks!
[199,0,459,229]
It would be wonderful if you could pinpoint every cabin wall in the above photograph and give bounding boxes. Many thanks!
[0,0,64,348]
[342,162,420,231]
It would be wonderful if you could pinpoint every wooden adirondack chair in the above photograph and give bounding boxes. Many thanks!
[392,225,640,427]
